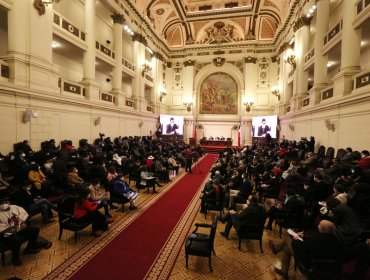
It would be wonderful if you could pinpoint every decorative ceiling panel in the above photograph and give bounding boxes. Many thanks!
[142,0,293,48]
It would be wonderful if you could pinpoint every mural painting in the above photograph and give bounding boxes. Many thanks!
[199,72,238,114]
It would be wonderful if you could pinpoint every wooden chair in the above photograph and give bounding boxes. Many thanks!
[185,215,218,272]
[57,195,91,243]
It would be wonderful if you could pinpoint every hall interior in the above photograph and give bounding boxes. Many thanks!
[0,0,369,153]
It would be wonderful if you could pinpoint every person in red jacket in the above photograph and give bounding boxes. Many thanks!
[74,186,114,237]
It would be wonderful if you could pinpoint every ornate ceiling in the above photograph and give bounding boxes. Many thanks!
[136,0,292,48]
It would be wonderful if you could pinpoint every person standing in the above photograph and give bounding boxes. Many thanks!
[185,146,193,173]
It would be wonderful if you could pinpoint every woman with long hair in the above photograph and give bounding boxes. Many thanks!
[74,185,114,237]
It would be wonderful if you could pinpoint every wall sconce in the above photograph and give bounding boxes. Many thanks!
[285,54,296,69]
[243,97,254,113]
[141,61,152,77]
[33,0,61,15]
[159,91,167,102]
[271,85,281,100]
[183,101,193,112]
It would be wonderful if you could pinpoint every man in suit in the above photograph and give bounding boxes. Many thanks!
[257,118,271,137]
[269,220,341,280]
[219,195,265,238]
[265,189,303,230]
[166,117,179,135]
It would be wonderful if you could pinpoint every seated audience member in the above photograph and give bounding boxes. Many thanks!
[265,189,302,230]
[303,173,332,204]
[112,175,139,210]
[13,151,31,184]
[146,155,154,170]
[200,179,224,213]
[269,220,341,280]
[0,171,10,195]
[155,159,170,183]
[140,166,158,193]
[107,166,118,183]
[228,172,252,209]
[67,166,84,188]
[167,155,179,176]
[357,150,370,170]
[88,178,116,218]
[28,164,53,197]
[325,197,363,246]
[12,180,56,224]
[219,195,265,238]
[0,195,44,265]
[74,186,114,237]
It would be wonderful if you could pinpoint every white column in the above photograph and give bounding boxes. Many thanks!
[111,14,124,106]
[132,38,146,111]
[312,0,330,104]
[333,0,361,96]
[6,1,58,91]
[291,18,310,112]
[183,61,195,115]
[81,0,100,100]
[244,57,257,113]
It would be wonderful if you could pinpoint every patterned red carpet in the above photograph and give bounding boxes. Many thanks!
[44,154,216,280]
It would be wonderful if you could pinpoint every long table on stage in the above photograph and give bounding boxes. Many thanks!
[199,139,232,146]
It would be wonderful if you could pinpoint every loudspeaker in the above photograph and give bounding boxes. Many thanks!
[288,123,295,131]
[95,116,102,126]
[324,119,334,131]
[23,109,32,123]
[276,124,281,131]
[138,121,143,128]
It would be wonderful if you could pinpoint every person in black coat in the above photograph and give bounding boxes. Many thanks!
[12,181,56,224]
[265,189,303,230]
[269,220,341,280]
[219,195,265,238]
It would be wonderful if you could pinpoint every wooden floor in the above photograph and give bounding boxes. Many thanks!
[0,172,304,280]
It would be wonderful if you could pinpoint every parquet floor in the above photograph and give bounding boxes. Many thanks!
[0,170,304,280]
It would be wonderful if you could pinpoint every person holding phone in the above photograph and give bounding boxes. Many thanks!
[88,178,115,218]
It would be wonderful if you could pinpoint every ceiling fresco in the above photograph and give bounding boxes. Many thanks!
[138,0,292,47]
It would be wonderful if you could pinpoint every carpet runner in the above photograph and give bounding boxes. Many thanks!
[44,154,217,280]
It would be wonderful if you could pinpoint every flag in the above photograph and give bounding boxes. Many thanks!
[238,123,241,147]
[194,122,197,143]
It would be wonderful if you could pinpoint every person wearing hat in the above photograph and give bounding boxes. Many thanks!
[112,175,139,210]
[0,195,43,265]
[146,155,154,170]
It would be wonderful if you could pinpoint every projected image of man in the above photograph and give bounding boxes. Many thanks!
[257,118,271,137]
[166,117,179,135]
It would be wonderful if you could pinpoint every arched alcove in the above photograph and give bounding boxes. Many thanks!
[193,63,245,119]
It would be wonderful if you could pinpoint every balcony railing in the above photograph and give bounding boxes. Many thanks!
[100,91,116,104]
[53,12,85,42]
[357,0,370,15]
[302,97,310,107]
[321,85,334,101]
[58,78,86,97]
[122,58,135,71]
[0,60,9,79]
[145,74,153,82]
[125,99,135,108]
[353,68,370,90]
[304,48,315,64]
[96,42,115,60]
[324,20,343,46]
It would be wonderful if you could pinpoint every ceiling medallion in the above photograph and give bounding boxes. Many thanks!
[205,22,234,45]
[156,8,164,15]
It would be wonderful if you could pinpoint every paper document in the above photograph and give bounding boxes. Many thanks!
[287,228,303,241]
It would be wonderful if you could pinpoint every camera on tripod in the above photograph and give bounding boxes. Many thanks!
[99,133,105,139]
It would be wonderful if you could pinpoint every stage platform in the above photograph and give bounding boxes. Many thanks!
[200,145,239,154]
